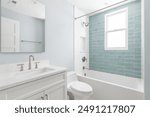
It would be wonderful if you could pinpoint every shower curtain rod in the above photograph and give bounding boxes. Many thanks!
[75,0,130,20]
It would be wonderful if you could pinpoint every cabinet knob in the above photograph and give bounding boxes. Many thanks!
[45,94,48,100]
[41,96,44,100]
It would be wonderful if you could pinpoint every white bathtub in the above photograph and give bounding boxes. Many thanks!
[77,70,144,100]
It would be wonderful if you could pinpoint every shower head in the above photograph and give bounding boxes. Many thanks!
[8,0,21,4]
[32,0,38,4]
[10,0,18,4]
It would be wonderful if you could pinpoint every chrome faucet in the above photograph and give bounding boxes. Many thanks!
[28,55,35,70]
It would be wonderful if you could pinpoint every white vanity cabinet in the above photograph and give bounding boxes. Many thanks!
[25,92,45,100]
[0,72,67,100]
[44,83,66,100]
[0,91,5,100]
[25,83,66,100]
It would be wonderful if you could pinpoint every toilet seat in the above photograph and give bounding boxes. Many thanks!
[70,81,92,94]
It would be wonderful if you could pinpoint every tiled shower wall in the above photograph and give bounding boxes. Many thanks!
[89,0,141,78]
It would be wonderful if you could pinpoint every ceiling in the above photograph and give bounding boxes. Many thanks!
[1,0,45,19]
[67,0,133,14]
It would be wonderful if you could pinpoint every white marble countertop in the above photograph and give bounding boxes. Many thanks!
[0,65,67,91]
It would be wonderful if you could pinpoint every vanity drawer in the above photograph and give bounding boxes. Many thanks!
[6,73,66,100]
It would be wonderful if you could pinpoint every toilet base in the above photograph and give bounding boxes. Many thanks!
[67,90,92,100]
[67,91,74,100]
[74,95,92,100]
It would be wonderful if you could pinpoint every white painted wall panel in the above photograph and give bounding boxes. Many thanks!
[144,0,150,100]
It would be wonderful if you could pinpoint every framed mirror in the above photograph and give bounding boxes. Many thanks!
[0,0,45,52]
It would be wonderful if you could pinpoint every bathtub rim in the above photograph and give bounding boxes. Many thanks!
[77,74,144,93]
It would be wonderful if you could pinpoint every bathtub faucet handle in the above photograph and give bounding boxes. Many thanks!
[83,66,89,70]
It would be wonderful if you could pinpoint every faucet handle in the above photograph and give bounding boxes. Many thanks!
[35,62,40,69]
[17,64,24,71]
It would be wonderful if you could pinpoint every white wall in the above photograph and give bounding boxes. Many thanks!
[144,0,150,100]
[74,7,89,75]
[0,0,74,71]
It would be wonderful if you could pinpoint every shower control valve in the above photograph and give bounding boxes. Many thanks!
[83,66,89,70]
[82,56,87,62]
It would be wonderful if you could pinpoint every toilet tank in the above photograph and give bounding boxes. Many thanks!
[67,72,78,83]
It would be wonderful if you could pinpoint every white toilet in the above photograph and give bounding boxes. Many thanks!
[67,72,93,100]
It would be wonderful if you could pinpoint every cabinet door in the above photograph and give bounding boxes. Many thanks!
[24,92,44,100]
[45,83,66,100]
[0,91,6,100]
[6,73,65,100]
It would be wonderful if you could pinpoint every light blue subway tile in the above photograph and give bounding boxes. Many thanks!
[89,0,141,78]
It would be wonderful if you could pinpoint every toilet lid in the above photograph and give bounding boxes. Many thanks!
[70,81,92,93]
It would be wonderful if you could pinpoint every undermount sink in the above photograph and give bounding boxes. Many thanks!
[32,67,55,74]
[0,61,67,92]
[14,67,55,78]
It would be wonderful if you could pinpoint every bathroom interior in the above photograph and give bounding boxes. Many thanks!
[0,0,150,100]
